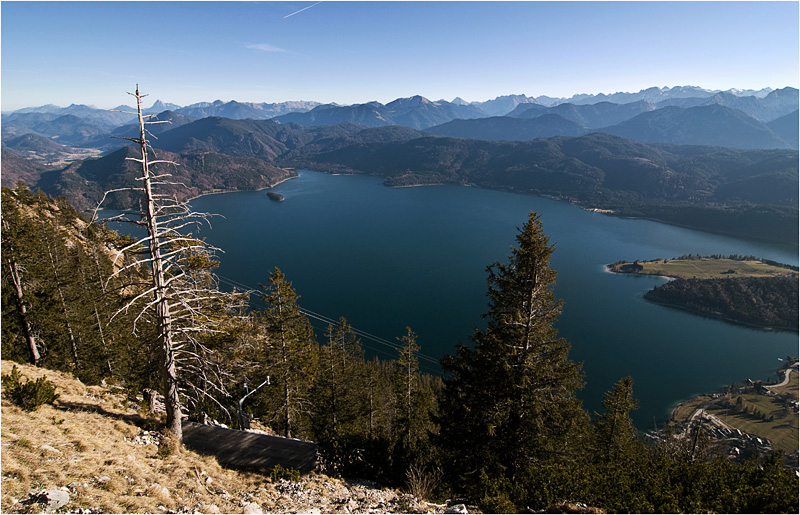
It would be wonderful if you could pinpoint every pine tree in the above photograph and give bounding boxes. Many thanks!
[396,327,421,444]
[439,212,587,498]
[593,376,642,463]
[311,317,365,447]
[258,268,317,438]
[1,184,45,365]
[392,327,437,478]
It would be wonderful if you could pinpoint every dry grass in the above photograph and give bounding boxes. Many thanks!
[0,360,277,514]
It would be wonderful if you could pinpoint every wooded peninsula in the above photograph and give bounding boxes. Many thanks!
[609,255,799,330]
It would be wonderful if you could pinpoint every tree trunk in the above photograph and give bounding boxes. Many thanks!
[45,240,80,370]
[133,85,182,442]
[277,295,292,439]
[78,256,113,375]
[5,255,40,365]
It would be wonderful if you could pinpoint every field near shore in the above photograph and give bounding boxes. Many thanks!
[671,368,798,454]
[609,258,798,280]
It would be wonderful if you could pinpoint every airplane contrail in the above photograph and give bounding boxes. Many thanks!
[284,1,323,18]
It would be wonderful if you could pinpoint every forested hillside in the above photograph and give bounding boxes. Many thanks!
[286,131,799,243]
[2,185,797,513]
[645,276,798,329]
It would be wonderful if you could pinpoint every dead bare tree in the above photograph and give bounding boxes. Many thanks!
[93,85,247,442]
[2,218,42,366]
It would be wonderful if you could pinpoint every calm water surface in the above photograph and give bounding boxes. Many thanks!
[190,170,798,429]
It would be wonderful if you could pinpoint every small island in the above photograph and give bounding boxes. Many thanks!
[609,255,798,330]
[266,192,285,202]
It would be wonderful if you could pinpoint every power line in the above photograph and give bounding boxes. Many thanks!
[214,273,444,374]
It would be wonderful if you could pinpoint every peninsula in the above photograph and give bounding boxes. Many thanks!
[609,255,799,330]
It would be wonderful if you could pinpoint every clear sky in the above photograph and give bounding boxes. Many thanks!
[2,1,798,111]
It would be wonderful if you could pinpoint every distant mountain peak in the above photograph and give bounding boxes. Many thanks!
[386,95,432,110]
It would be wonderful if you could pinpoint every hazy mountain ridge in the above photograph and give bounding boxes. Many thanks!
[508,100,658,127]
[602,104,795,149]
[466,94,539,116]
[537,85,775,107]
[274,95,487,129]
[5,88,795,153]
[767,110,800,146]
[650,87,799,122]
[174,99,322,119]
[426,103,798,150]
[4,103,139,126]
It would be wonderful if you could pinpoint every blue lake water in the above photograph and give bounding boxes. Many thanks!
[189,170,798,429]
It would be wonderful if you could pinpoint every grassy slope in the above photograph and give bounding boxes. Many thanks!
[609,258,798,280]
[0,361,428,514]
[1,360,266,513]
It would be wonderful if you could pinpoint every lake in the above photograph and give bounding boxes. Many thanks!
[189,170,798,429]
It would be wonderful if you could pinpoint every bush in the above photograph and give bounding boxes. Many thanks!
[270,464,301,483]
[1,365,59,411]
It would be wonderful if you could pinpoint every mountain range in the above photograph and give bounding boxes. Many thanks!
[273,95,486,129]
[428,103,798,150]
[3,87,796,151]
[2,85,797,243]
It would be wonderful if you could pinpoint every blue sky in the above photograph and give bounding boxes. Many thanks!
[2,1,798,111]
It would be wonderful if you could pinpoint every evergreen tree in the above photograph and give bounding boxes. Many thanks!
[1,183,159,388]
[258,268,318,439]
[391,327,437,477]
[2,184,46,365]
[311,317,365,449]
[593,376,642,463]
[439,212,587,505]
[395,327,421,446]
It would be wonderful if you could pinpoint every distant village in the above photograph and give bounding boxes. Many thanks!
[652,359,799,475]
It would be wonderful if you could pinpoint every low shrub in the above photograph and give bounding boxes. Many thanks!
[270,464,301,483]
[1,365,59,411]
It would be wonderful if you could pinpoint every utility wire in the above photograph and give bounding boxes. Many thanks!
[214,273,445,373]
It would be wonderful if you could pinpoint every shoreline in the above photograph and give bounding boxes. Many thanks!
[183,170,299,203]
[602,264,675,282]
[285,167,796,245]
[91,170,300,215]
[669,361,798,425]
[642,296,798,332]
